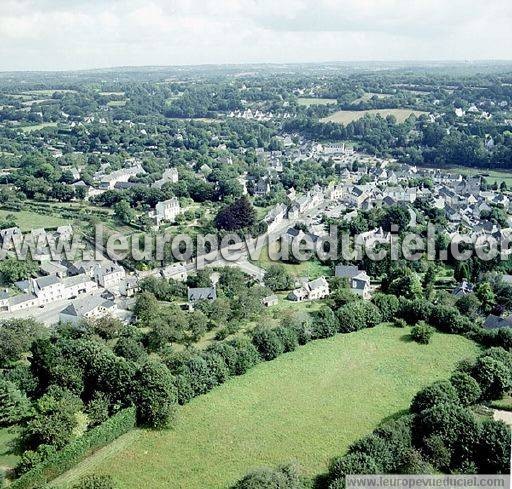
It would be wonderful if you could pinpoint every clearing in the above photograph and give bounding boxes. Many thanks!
[0,209,71,231]
[297,97,338,106]
[52,325,479,489]
[321,109,427,124]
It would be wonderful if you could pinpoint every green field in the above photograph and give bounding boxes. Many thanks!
[19,122,58,133]
[447,166,512,187]
[321,109,427,124]
[297,97,338,106]
[0,427,20,471]
[0,208,71,231]
[53,325,479,489]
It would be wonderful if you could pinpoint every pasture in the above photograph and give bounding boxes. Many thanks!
[321,108,428,124]
[53,325,479,489]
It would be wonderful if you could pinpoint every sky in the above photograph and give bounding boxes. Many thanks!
[0,0,511,71]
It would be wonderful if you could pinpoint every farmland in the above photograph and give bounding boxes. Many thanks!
[53,325,479,489]
[297,97,338,106]
[321,108,428,124]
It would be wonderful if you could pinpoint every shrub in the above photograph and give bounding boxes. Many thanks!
[251,327,284,361]
[11,407,136,489]
[410,381,459,413]
[312,306,338,338]
[472,356,512,400]
[227,337,261,375]
[232,461,308,489]
[274,326,299,353]
[372,293,400,322]
[410,322,434,344]
[72,475,117,488]
[328,453,379,487]
[393,318,407,328]
[476,419,511,474]
[449,372,481,406]
[337,302,382,333]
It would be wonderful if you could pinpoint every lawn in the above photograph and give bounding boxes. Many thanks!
[0,209,72,231]
[52,325,479,489]
[19,122,58,133]
[297,97,338,106]
[446,166,512,187]
[321,109,427,124]
[0,427,20,471]
[252,244,330,280]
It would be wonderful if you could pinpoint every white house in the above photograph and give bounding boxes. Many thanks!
[153,198,181,225]
[152,168,179,189]
[93,262,126,289]
[288,276,330,302]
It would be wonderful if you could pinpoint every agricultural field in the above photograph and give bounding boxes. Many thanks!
[321,108,428,124]
[53,325,479,489]
[352,92,393,103]
[297,97,338,106]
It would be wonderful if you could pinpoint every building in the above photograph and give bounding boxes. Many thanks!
[152,168,179,189]
[288,277,329,302]
[335,266,371,299]
[262,294,278,307]
[94,262,126,289]
[60,294,118,325]
[153,197,181,225]
[188,287,217,305]
[483,315,512,330]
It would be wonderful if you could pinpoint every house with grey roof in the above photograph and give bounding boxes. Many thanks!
[288,276,329,302]
[483,315,512,330]
[59,294,117,326]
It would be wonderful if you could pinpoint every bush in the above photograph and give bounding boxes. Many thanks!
[72,475,117,489]
[477,419,511,474]
[393,318,407,328]
[410,381,459,413]
[227,337,261,375]
[410,322,435,344]
[337,302,382,333]
[312,306,339,338]
[472,356,512,400]
[449,372,481,406]
[328,453,379,487]
[232,461,309,489]
[11,407,136,489]
[251,327,284,361]
[274,326,299,353]
[372,293,400,322]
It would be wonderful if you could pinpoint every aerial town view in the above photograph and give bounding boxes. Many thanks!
[0,1,511,488]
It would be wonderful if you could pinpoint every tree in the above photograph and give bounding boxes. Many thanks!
[477,419,511,474]
[215,196,256,231]
[133,361,177,428]
[133,291,159,323]
[449,372,481,406]
[410,381,459,413]
[264,265,294,292]
[113,199,136,224]
[233,462,308,489]
[475,282,496,313]
[251,327,284,361]
[410,322,434,344]
[312,306,339,338]
[472,356,512,400]
[455,294,481,319]
[0,257,38,284]
[389,272,422,300]
[372,293,399,322]
[336,302,382,333]
[0,379,33,426]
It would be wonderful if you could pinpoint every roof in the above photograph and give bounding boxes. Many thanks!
[307,277,328,291]
[34,275,61,288]
[188,287,217,302]
[8,293,37,306]
[483,315,512,330]
[61,295,115,317]
[63,274,94,287]
[335,265,361,279]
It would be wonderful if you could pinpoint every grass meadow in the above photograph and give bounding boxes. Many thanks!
[321,109,427,124]
[52,325,479,489]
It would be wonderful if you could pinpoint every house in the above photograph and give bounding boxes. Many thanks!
[254,177,270,196]
[63,274,98,298]
[288,277,329,302]
[59,294,118,325]
[7,293,39,312]
[119,276,140,297]
[93,262,126,289]
[98,165,145,189]
[0,289,9,311]
[188,287,217,307]
[40,261,68,278]
[483,315,512,330]
[335,265,361,280]
[152,168,179,189]
[351,272,372,300]
[153,197,181,225]
[452,280,474,297]
[262,294,279,307]
[30,275,65,304]
[161,263,188,281]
